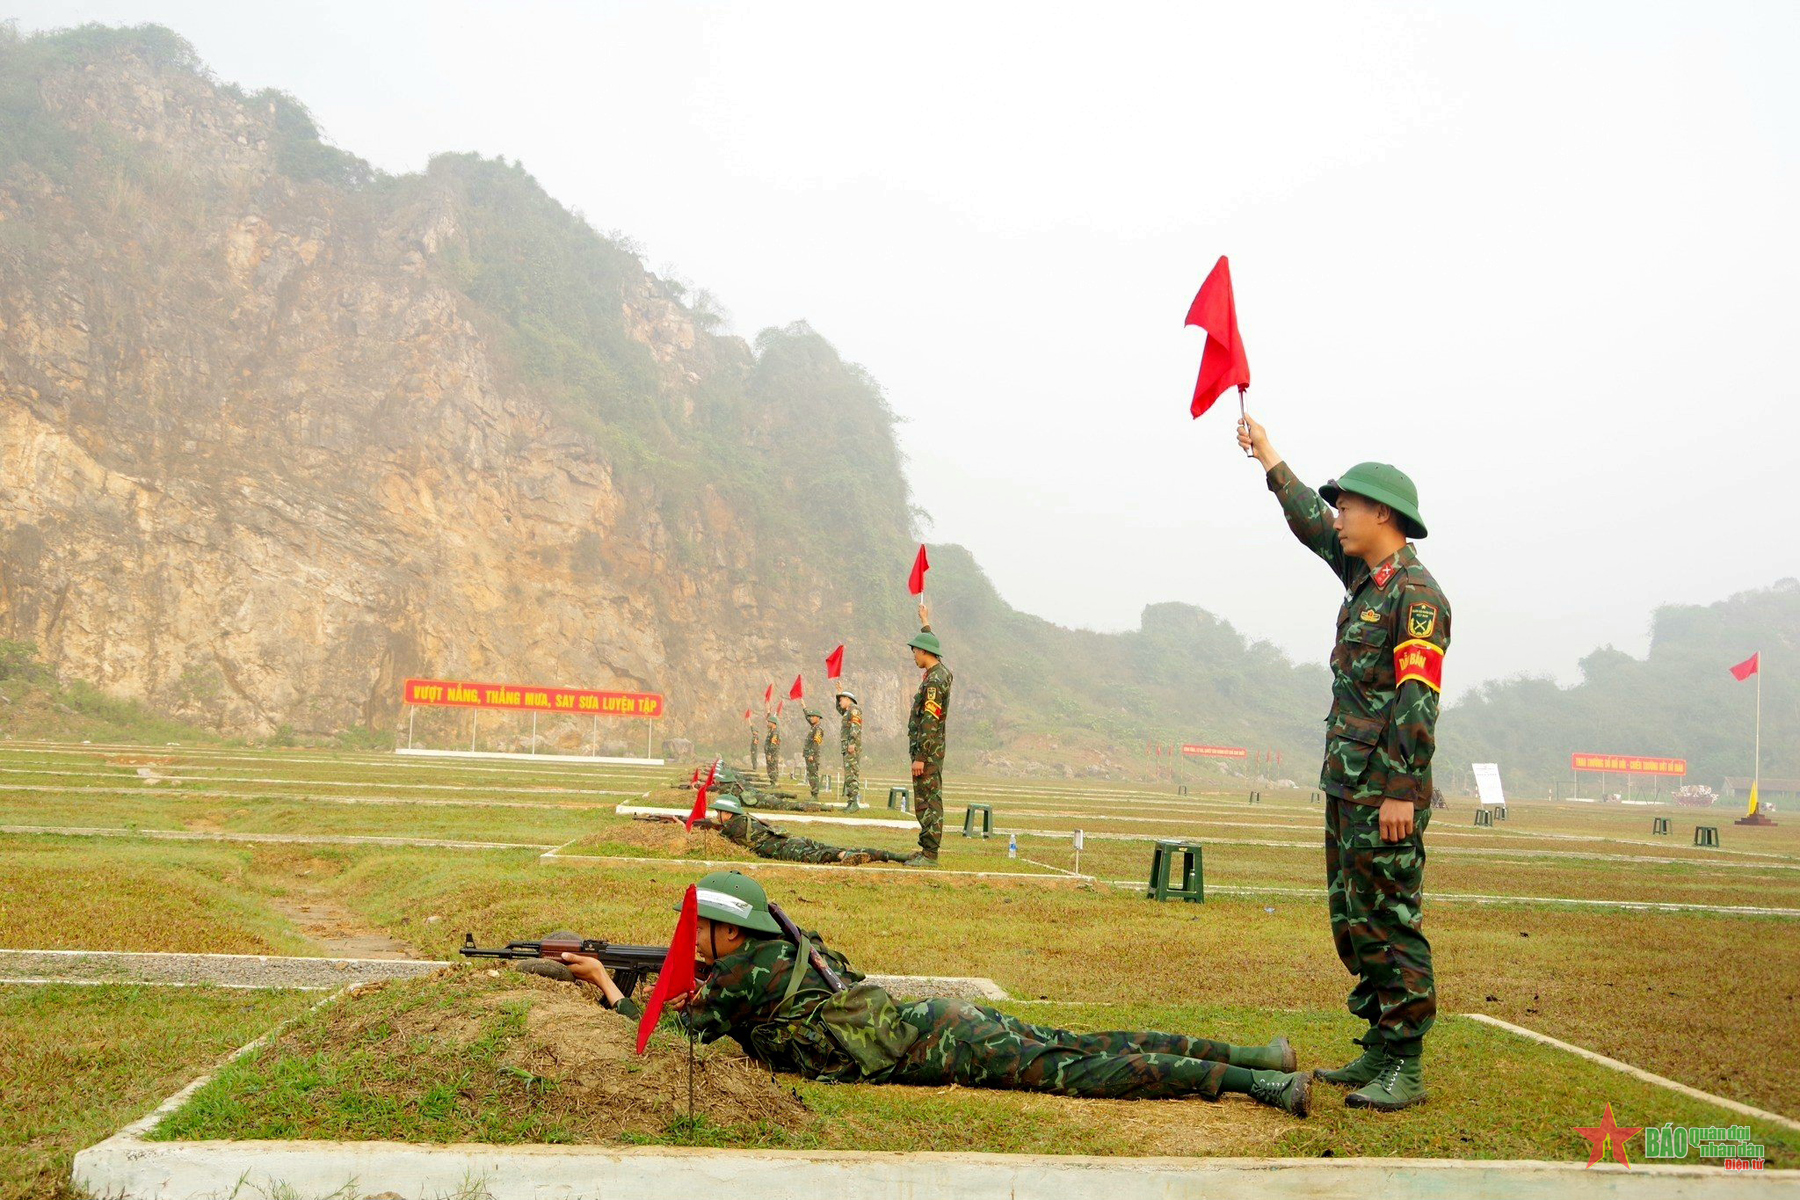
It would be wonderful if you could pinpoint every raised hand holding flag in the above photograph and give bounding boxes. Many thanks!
[1185,256,1252,452]
[635,885,698,1054]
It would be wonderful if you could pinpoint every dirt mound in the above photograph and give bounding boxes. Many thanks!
[242,965,808,1144]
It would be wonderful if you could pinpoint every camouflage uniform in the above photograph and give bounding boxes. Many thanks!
[839,700,863,806]
[803,712,825,799]
[1268,461,1448,1057]
[907,627,951,857]
[667,935,1240,1099]
[718,811,907,865]
[749,722,760,771]
[764,717,782,787]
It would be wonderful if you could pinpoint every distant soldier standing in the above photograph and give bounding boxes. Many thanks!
[836,689,864,810]
[905,601,951,866]
[1239,415,1448,1112]
[802,708,826,800]
[764,712,782,787]
[748,710,761,772]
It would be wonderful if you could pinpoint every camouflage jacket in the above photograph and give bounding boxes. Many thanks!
[677,934,870,1081]
[719,810,783,853]
[907,628,952,764]
[840,703,863,755]
[764,720,781,754]
[804,722,824,764]
[1268,462,1449,808]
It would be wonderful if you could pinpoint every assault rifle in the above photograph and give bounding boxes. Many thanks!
[460,932,669,998]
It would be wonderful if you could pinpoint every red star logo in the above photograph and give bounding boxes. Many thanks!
[1573,1103,1642,1168]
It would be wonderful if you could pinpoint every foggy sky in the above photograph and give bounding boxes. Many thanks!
[14,0,1800,699]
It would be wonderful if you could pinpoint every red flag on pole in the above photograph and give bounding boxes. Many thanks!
[1730,653,1760,681]
[763,683,773,705]
[788,674,804,701]
[776,700,784,715]
[826,645,844,680]
[743,708,751,721]
[908,545,930,596]
[1185,255,1251,418]
[635,885,698,1054]
[684,760,719,831]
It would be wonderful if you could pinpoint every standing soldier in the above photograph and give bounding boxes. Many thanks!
[1238,415,1448,1113]
[748,710,761,773]
[802,709,826,800]
[836,689,863,811]
[764,711,782,788]
[905,601,951,867]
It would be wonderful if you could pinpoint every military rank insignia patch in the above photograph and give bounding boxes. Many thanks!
[1360,608,1381,623]
[1407,603,1438,639]
[1372,562,1397,588]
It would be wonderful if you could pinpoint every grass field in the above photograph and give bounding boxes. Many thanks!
[1,740,1794,1196]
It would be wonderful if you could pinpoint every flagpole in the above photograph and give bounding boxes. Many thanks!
[1754,658,1763,814]
[1238,386,1252,459]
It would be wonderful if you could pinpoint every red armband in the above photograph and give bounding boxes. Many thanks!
[1393,639,1444,692]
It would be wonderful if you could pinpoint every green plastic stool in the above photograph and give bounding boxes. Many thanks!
[1176,785,1189,795]
[1652,816,1670,835]
[1474,808,1494,827]
[1496,805,1508,821]
[961,804,994,838]
[888,786,910,811]
[1694,825,1719,848]
[1146,840,1205,903]
[1248,791,1261,805]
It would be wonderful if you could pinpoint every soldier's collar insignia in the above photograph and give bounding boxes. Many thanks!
[1360,608,1381,623]
[1371,556,1400,588]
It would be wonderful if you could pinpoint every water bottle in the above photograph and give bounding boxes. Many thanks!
[1007,832,1018,859]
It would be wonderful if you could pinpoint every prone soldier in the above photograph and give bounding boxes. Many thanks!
[557,870,1313,1115]
[708,796,908,866]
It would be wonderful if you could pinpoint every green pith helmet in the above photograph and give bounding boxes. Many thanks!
[1319,462,1428,539]
[835,689,857,704]
[908,630,943,658]
[709,794,744,816]
[685,869,781,934]
[804,707,821,721]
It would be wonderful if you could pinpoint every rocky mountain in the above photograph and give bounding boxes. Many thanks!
[0,24,1328,769]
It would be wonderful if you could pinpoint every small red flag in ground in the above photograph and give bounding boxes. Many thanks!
[1185,255,1251,418]
[908,545,930,596]
[763,683,773,705]
[789,674,804,701]
[636,885,698,1054]
[684,760,718,831]
[1730,653,1760,681]
[826,645,845,680]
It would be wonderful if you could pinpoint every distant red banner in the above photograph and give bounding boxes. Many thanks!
[403,678,663,718]
[1570,752,1686,776]
[1182,744,1248,759]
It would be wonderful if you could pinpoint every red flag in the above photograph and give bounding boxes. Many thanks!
[684,760,719,831]
[743,708,751,721]
[788,674,804,701]
[908,545,930,596]
[826,645,845,680]
[763,683,773,705]
[776,700,784,715]
[1185,255,1251,418]
[1730,653,1760,682]
[635,885,698,1054]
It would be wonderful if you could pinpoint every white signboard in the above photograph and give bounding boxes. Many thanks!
[1472,762,1508,807]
